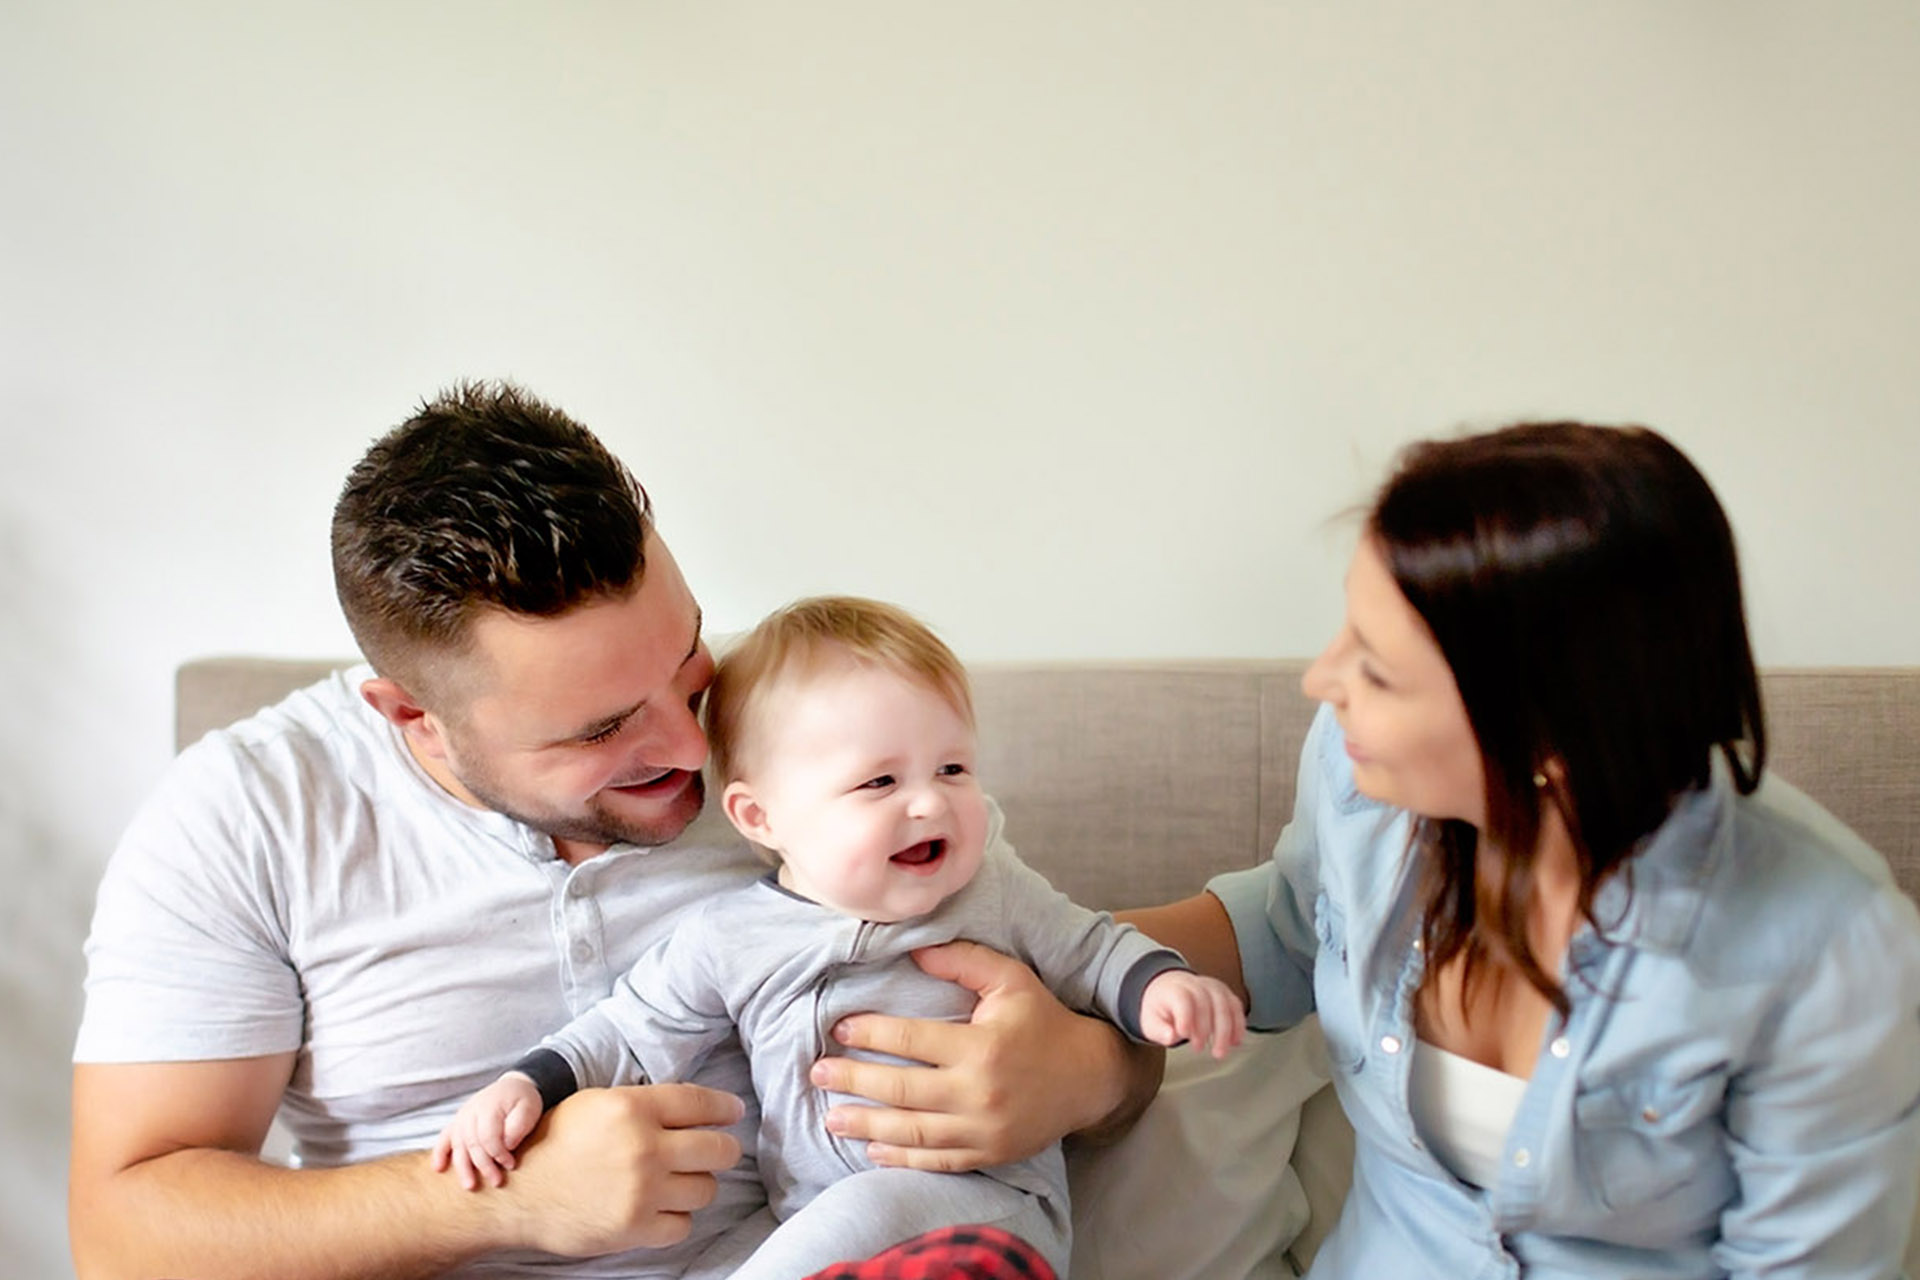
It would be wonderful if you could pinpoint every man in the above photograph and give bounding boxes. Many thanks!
[69,383,1157,1280]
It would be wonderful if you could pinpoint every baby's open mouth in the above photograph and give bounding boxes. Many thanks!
[890,838,946,868]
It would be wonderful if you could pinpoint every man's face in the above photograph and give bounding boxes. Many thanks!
[427,534,714,854]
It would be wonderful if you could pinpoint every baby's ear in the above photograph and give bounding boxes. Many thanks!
[721,780,772,845]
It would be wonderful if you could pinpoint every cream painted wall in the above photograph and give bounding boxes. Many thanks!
[4,2,1917,1274]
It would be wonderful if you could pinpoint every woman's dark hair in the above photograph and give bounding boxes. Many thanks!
[330,381,653,695]
[1372,421,1766,1018]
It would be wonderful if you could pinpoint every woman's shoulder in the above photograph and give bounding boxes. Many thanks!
[1685,774,1920,978]
[1716,774,1902,923]
[1736,773,1901,893]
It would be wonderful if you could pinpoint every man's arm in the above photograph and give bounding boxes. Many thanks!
[809,941,1165,1170]
[70,1057,745,1280]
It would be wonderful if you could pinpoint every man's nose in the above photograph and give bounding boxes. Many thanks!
[649,697,710,772]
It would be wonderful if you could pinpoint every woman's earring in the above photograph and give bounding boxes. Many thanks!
[1532,771,1549,789]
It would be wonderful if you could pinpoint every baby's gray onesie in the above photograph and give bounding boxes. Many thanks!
[522,830,1185,1279]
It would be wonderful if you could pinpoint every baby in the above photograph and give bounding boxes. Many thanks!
[433,596,1244,1278]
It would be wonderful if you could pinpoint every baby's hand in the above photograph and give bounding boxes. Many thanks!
[430,1071,546,1190]
[1138,970,1247,1060]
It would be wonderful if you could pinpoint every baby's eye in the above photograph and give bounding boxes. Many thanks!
[937,763,969,777]
[860,774,896,790]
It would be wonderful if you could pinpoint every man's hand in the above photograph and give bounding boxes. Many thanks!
[807,941,1161,1172]
[70,1062,748,1280]
[500,1083,746,1257]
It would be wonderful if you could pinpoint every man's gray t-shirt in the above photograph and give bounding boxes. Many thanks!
[76,665,769,1277]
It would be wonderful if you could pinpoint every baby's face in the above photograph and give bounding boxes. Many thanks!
[738,660,987,922]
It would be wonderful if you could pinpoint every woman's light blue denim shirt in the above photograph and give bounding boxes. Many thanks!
[1210,706,1920,1279]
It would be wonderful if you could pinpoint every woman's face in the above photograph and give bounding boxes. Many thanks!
[1302,537,1487,825]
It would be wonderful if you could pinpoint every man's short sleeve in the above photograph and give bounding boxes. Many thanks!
[75,735,303,1062]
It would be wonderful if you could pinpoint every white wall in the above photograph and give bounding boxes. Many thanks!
[4,2,1917,1274]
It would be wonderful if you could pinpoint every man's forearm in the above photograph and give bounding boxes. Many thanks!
[1071,1031,1166,1148]
[71,1146,495,1280]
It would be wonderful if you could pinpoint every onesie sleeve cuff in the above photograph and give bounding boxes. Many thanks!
[512,1048,581,1112]
[1115,949,1192,1042]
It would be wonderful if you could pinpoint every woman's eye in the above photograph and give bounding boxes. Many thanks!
[1359,664,1389,690]
[860,774,895,790]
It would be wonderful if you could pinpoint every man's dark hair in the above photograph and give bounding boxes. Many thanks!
[330,381,652,693]
[1373,421,1766,1020]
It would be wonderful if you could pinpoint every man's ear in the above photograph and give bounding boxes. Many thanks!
[360,676,451,759]
[722,779,772,846]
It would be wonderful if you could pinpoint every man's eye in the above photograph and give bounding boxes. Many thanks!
[860,775,896,790]
[579,722,622,746]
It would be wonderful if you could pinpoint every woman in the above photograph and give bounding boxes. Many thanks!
[1135,422,1920,1276]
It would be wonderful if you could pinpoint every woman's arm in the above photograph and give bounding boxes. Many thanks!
[1118,892,1248,1005]
[1714,890,1920,1275]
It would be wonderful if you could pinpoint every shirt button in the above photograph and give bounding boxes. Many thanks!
[1513,1148,1531,1169]
[567,878,589,898]
[571,939,594,963]
[1411,937,1424,952]
[1380,1035,1403,1055]
[1550,1036,1570,1058]
[1641,1106,1661,1123]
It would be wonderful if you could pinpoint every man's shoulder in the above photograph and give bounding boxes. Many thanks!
[121,665,405,873]
[175,665,387,790]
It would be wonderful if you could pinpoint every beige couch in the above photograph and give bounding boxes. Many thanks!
[177,658,1920,1276]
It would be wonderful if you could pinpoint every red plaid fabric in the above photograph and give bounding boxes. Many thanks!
[800,1224,1057,1280]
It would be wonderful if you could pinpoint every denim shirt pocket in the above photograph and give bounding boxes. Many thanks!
[1312,891,1368,1073]
[1571,1069,1730,1214]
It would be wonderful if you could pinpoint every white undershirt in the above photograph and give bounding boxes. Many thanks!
[1408,1039,1529,1189]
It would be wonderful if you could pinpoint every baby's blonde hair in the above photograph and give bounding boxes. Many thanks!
[705,595,974,788]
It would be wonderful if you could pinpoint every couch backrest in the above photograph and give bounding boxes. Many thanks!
[177,658,1920,911]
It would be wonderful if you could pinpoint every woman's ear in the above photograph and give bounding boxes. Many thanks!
[722,780,772,846]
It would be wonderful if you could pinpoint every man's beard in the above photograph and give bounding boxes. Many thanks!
[456,762,707,850]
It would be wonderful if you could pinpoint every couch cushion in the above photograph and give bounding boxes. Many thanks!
[972,663,1284,911]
